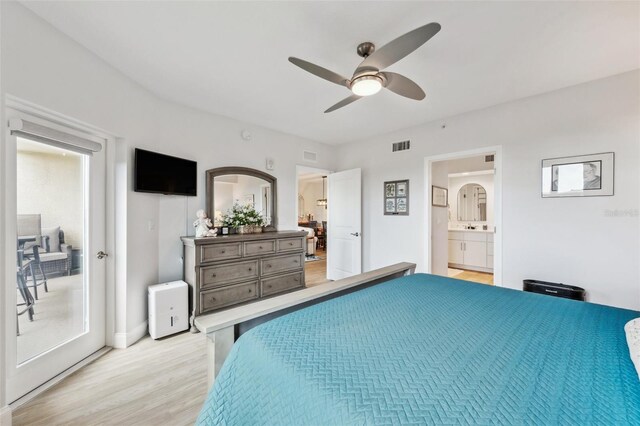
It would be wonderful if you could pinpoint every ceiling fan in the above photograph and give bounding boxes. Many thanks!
[289,22,441,113]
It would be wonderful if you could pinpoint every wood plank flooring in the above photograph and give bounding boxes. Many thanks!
[305,248,330,287]
[448,268,494,285]
[12,331,207,426]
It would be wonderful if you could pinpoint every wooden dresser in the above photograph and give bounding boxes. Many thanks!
[181,230,307,331]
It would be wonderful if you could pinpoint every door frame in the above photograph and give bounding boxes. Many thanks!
[2,96,117,403]
[424,146,503,286]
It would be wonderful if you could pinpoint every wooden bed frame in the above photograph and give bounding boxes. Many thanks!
[194,262,416,387]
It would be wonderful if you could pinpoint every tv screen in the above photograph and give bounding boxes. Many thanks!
[134,148,197,196]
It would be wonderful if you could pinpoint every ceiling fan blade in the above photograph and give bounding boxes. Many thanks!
[324,94,362,113]
[357,22,441,72]
[381,72,425,100]
[289,57,349,87]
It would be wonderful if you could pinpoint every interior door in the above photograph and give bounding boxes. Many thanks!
[5,111,106,403]
[327,168,362,280]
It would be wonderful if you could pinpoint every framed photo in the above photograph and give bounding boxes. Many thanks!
[384,180,409,215]
[396,182,407,197]
[385,198,396,213]
[542,152,614,198]
[432,186,448,207]
[385,183,396,197]
[396,197,408,213]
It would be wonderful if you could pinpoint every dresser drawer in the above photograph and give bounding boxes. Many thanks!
[261,253,303,276]
[244,240,276,257]
[200,260,259,289]
[200,242,242,263]
[261,271,304,297]
[200,281,258,313]
[277,238,304,252]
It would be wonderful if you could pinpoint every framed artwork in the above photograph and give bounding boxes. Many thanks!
[432,186,448,207]
[384,180,409,215]
[542,152,614,198]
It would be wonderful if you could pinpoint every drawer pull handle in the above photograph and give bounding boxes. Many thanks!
[293,259,298,263]
[267,264,272,268]
[221,250,226,254]
[259,246,263,249]
[211,297,216,302]
[294,277,299,282]
[248,268,252,271]
[248,289,252,293]
[289,242,293,246]
[212,274,217,278]
[268,285,272,288]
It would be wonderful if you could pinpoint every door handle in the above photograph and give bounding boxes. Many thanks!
[96,251,108,260]
[350,232,360,237]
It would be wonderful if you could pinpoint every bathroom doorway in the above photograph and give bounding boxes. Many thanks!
[296,166,331,287]
[425,147,502,286]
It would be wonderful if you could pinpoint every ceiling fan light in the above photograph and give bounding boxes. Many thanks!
[351,75,383,96]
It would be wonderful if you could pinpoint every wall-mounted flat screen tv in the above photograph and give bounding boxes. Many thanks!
[134,148,197,196]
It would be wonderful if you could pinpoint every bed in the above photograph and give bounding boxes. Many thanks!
[196,271,640,425]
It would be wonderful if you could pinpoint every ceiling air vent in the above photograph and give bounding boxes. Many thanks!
[485,154,495,163]
[303,150,318,163]
[392,140,411,152]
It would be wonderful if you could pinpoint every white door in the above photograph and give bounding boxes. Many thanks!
[5,111,106,402]
[448,240,464,265]
[327,168,362,280]
[463,241,487,268]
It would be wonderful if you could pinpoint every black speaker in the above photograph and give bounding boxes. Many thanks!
[523,279,585,301]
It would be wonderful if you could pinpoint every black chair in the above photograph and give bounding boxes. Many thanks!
[21,245,48,300]
[16,251,35,336]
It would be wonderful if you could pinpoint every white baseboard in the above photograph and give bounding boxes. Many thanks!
[113,320,148,349]
[1,404,12,426]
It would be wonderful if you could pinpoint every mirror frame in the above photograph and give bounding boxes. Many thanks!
[206,166,278,231]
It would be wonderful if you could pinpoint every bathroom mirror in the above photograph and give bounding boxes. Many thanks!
[206,167,277,230]
[457,183,487,222]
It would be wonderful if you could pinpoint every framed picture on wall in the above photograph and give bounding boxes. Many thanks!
[542,152,614,198]
[384,180,409,215]
[432,186,448,207]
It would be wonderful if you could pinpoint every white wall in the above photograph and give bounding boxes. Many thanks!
[298,178,328,223]
[430,162,449,276]
[448,173,495,228]
[337,70,640,310]
[1,2,337,343]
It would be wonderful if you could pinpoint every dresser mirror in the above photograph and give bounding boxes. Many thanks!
[206,167,277,230]
[457,183,487,222]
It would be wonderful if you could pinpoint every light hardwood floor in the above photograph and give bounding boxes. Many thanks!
[448,268,494,285]
[12,331,207,426]
[305,248,330,287]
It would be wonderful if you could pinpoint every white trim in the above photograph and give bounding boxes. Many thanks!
[0,405,11,426]
[424,146,503,286]
[113,321,148,349]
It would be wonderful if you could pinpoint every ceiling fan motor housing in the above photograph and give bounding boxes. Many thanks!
[357,42,376,58]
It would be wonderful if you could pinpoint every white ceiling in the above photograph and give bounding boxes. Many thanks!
[23,1,640,145]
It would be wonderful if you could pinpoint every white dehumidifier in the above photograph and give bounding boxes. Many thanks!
[148,280,189,339]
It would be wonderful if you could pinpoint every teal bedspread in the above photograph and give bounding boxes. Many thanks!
[197,273,640,425]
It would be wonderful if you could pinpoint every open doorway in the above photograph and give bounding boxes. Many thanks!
[426,147,502,286]
[296,166,331,287]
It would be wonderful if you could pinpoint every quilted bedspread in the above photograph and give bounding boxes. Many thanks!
[197,273,640,425]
